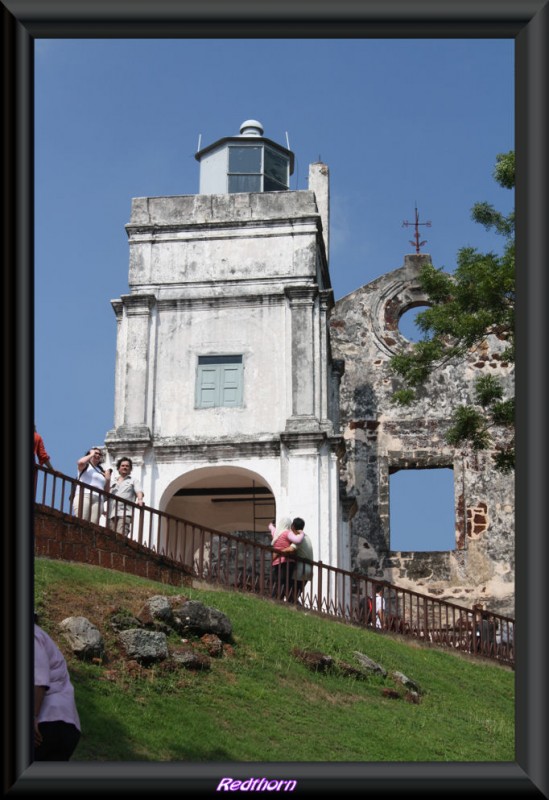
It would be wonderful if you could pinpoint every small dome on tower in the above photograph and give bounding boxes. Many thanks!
[239,120,264,137]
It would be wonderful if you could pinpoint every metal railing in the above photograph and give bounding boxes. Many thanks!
[34,465,515,667]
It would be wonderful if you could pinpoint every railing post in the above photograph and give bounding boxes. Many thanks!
[317,561,323,613]
[136,506,144,546]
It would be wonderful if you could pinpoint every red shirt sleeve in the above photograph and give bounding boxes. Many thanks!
[34,432,50,465]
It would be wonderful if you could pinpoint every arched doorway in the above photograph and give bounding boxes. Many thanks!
[157,467,276,579]
[163,465,275,539]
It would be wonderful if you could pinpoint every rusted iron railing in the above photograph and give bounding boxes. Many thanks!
[34,465,515,667]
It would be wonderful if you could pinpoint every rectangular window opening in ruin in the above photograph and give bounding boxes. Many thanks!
[389,466,455,552]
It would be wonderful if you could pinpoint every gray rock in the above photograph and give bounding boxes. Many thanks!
[136,595,176,632]
[172,648,211,670]
[59,616,104,661]
[118,629,169,664]
[392,670,423,694]
[109,611,141,632]
[172,600,233,641]
[353,651,387,677]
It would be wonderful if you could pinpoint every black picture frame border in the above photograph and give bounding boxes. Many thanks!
[3,0,548,796]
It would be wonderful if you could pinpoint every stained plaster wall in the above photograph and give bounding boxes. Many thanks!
[330,254,515,616]
[105,177,349,570]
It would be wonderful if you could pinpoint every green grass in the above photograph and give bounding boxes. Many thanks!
[35,558,515,762]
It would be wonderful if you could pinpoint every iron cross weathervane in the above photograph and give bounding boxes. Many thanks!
[402,205,431,253]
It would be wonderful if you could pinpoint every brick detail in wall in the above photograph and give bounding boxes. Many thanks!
[456,494,466,550]
[466,502,489,539]
[34,505,193,587]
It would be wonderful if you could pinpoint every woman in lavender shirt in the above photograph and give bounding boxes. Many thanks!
[34,620,81,760]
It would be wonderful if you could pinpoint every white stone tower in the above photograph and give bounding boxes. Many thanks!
[105,120,350,570]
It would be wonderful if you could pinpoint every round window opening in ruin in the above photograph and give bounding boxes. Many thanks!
[398,304,431,342]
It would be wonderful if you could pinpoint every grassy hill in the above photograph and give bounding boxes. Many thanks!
[34,557,514,762]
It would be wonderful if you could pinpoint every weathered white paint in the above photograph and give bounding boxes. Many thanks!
[105,135,346,571]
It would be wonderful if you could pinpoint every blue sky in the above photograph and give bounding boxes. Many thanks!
[34,38,514,550]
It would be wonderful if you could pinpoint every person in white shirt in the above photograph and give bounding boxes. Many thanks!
[72,446,112,524]
[375,585,385,629]
[107,456,144,535]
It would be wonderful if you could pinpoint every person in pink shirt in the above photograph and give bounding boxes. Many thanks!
[34,620,81,760]
[270,516,295,600]
[276,517,314,604]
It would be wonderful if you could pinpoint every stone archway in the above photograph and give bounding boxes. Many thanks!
[158,465,275,580]
[162,465,275,538]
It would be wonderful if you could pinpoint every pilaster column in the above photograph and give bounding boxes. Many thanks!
[330,358,346,430]
[121,294,155,429]
[318,289,333,423]
[111,299,124,429]
[285,286,318,431]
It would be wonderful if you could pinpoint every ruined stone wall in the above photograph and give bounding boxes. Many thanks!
[330,255,514,616]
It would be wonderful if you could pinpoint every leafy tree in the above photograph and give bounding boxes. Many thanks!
[390,151,515,472]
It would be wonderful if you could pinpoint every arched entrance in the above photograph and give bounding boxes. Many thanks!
[163,465,275,539]
[157,466,276,583]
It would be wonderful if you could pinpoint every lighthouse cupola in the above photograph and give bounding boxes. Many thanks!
[195,119,294,194]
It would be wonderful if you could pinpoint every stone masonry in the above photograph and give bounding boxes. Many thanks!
[330,254,515,617]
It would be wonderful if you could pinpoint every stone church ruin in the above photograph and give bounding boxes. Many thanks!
[104,120,515,619]
[330,254,514,617]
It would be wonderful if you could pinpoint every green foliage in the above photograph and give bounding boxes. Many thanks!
[445,407,491,451]
[35,559,515,763]
[493,151,515,189]
[474,374,504,407]
[491,399,515,426]
[493,447,515,474]
[392,388,416,407]
[390,152,515,470]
